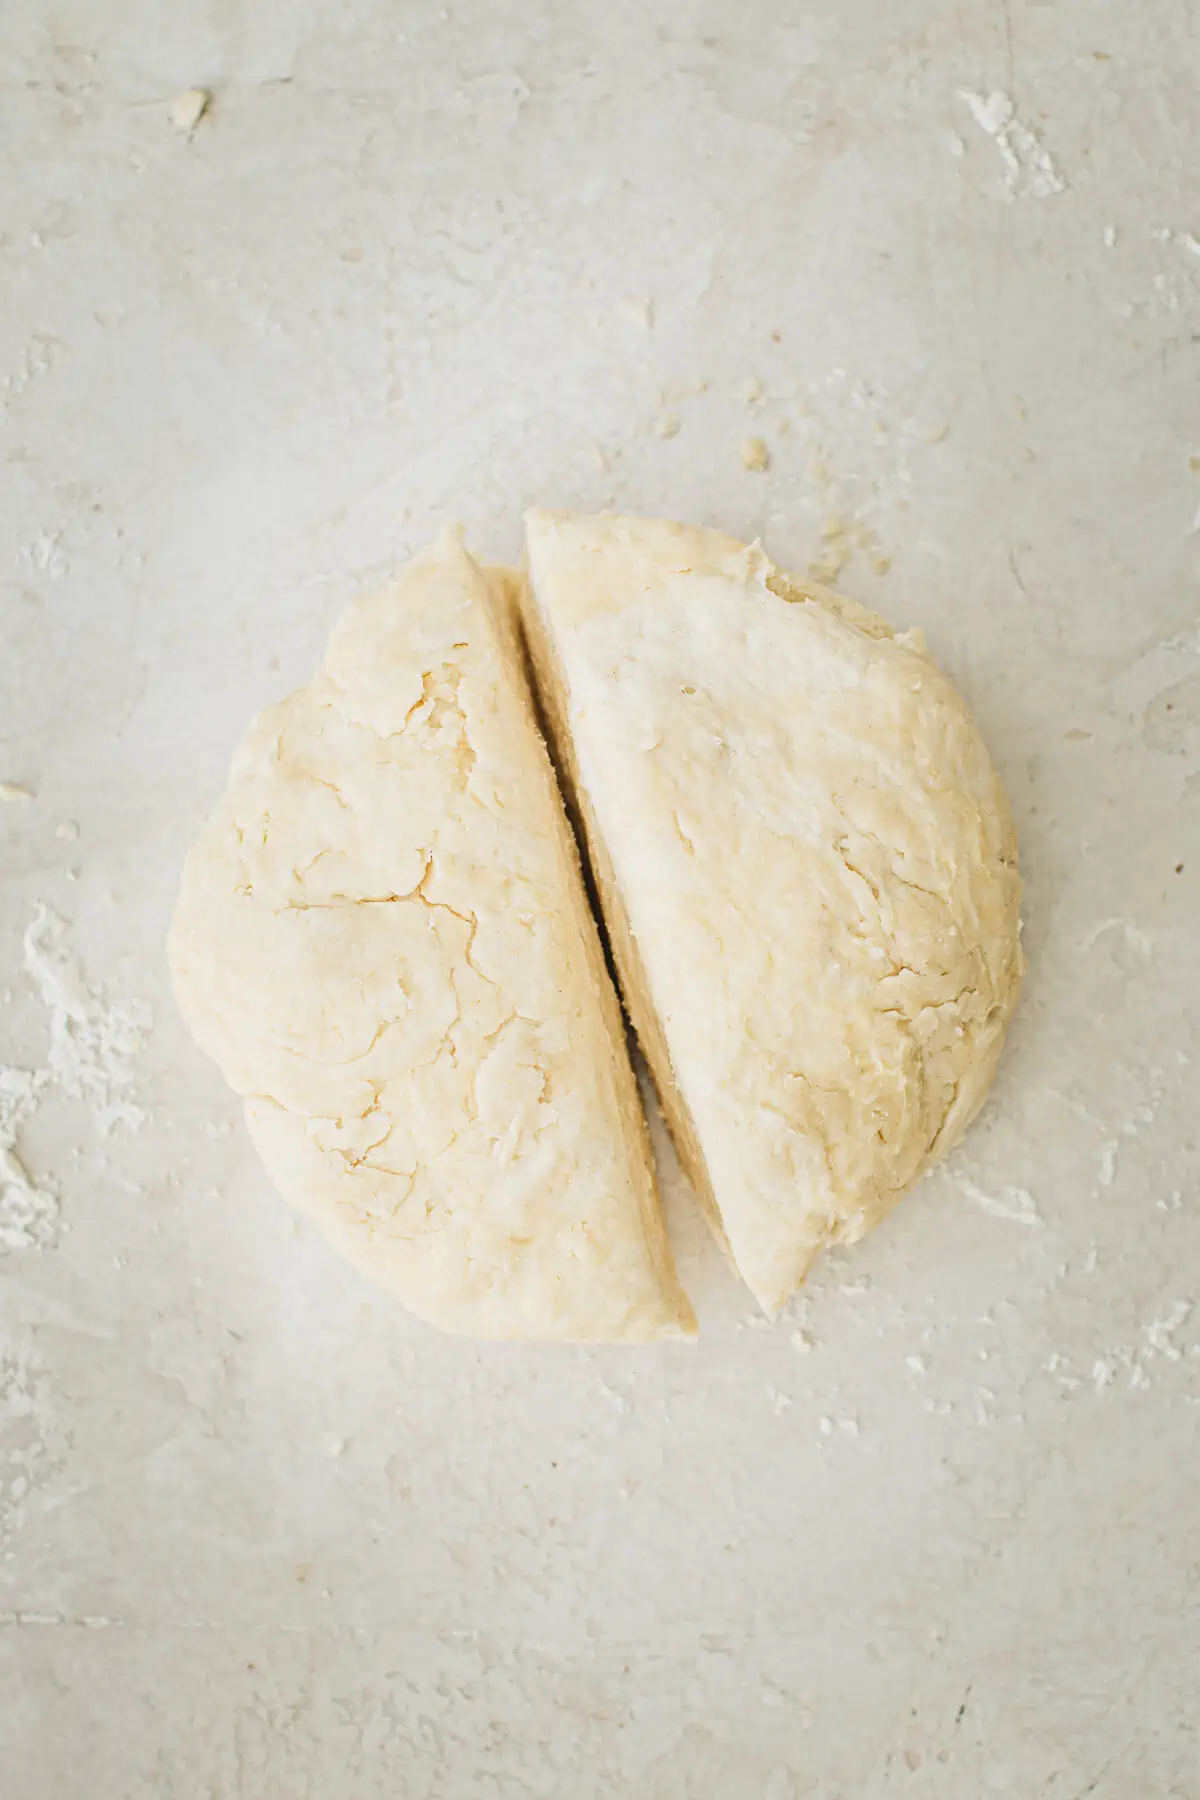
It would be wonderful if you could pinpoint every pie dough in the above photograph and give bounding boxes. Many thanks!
[520,510,1023,1312]
[168,529,696,1342]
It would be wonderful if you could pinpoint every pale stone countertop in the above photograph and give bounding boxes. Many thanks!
[1,4,1196,1795]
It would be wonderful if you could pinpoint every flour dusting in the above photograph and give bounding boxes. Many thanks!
[0,1343,61,1541]
[1,908,150,1254]
[959,89,1066,199]
[1144,1300,1192,1363]
[22,905,151,1136]
[958,1176,1043,1226]
[0,1066,56,1251]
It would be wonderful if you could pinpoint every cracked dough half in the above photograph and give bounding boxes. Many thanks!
[168,528,695,1342]
[520,510,1023,1313]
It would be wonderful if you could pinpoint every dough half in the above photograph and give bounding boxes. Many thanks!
[520,509,1023,1312]
[169,528,696,1342]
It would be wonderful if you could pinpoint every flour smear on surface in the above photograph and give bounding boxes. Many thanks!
[959,88,1066,199]
[0,906,151,1252]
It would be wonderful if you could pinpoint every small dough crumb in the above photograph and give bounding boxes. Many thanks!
[170,88,211,134]
[0,782,34,804]
[56,819,80,841]
[740,435,770,473]
[616,296,654,330]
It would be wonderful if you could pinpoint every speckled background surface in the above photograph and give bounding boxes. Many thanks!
[1,3,1197,1794]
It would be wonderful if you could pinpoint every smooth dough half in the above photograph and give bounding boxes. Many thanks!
[169,528,696,1342]
[520,509,1023,1313]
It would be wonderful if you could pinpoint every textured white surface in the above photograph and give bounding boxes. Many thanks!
[1,3,1197,1794]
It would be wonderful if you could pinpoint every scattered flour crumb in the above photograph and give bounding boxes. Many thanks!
[958,1176,1042,1226]
[656,412,682,439]
[1046,1358,1071,1393]
[768,1387,792,1415]
[959,88,1066,199]
[1097,1141,1118,1188]
[1090,1344,1152,1392]
[819,1415,859,1437]
[17,532,67,581]
[1144,1301,1192,1362]
[55,820,79,843]
[1103,225,1117,248]
[740,435,771,473]
[0,783,35,805]
[905,1354,927,1374]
